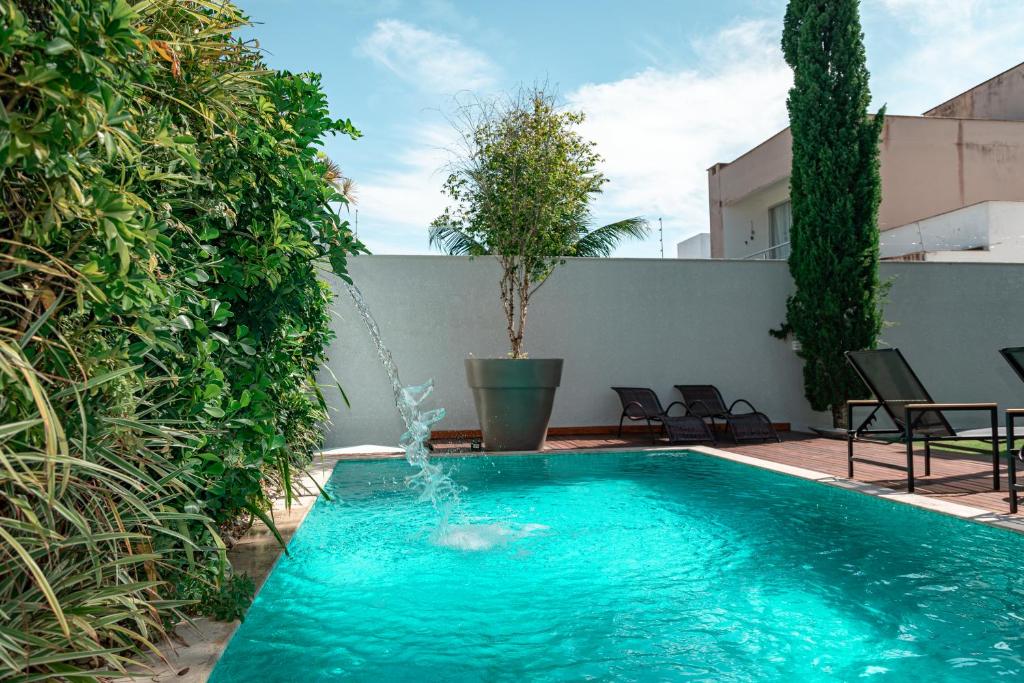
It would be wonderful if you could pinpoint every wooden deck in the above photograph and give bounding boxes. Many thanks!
[432,432,1016,516]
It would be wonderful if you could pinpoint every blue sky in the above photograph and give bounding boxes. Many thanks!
[238,0,1024,257]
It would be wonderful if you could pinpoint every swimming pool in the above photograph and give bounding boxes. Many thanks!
[211,450,1024,681]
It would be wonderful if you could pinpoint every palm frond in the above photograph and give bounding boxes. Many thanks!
[428,225,489,256]
[573,217,650,257]
[320,155,358,205]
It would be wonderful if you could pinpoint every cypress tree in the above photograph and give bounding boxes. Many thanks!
[780,0,885,426]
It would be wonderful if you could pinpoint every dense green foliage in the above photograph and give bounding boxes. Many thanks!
[0,0,362,677]
[780,0,885,425]
[431,89,646,358]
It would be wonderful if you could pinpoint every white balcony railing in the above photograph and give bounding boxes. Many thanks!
[742,241,790,260]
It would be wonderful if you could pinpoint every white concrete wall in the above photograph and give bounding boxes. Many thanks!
[988,201,1024,259]
[676,233,711,259]
[881,202,989,258]
[320,256,1024,447]
[881,200,1024,262]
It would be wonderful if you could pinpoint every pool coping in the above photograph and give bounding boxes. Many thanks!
[685,445,1024,535]
[130,442,1024,681]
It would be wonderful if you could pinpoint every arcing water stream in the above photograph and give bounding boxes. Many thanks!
[344,283,460,513]
[344,283,547,550]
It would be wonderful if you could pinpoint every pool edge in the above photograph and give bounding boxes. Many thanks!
[687,445,1024,536]
[115,451,352,683]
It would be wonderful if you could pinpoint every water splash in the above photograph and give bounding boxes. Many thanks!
[345,283,461,513]
[433,523,550,551]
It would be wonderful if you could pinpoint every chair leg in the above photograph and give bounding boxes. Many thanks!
[647,418,657,445]
[924,439,931,477]
[904,408,915,493]
[991,408,1000,492]
[847,431,855,478]
[1007,412,1017,514]
[617,413,625,439]
[846,402,854,478]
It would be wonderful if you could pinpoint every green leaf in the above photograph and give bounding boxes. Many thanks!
[203,405,225,418]
[51,365,143,399]
[244,503,289,554]
[45,38,74,55]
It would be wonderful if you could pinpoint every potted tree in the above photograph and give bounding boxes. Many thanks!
[430,88,648,450]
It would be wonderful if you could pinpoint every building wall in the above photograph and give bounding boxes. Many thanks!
[878,116,1024,231]
[720,180,789,259]
[880,200,1024,261]
[320,256,1024,448]
[676,233,711,259]
[708,129,791,257]
[924,62,1024,120]
[711,116,1024,258]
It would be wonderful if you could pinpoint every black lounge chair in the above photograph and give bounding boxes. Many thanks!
[674,385,780,443]
[998,347,1024,512]
[611,387,714,445]
[845,348,1001,493]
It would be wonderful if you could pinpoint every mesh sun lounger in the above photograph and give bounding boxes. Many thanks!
[611,387,714,445]
[998,347,1024,512]
[845,349,1001,493]
[674,385,780,443]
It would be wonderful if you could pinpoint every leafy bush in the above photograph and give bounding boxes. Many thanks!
[176,566,257,623]
[0,0,362,677]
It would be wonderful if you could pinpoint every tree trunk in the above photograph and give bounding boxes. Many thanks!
[831,404,848,430]
[500,264,518,357]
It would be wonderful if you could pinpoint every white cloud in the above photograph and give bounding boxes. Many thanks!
[567,20,792,255]
[353,124,456,255]
[358,19,498,94]
[866,0,1024,113]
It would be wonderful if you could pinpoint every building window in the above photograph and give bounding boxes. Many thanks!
[768,201,792,260]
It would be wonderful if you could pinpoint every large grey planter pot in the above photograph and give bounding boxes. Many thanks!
[465,358,563,451]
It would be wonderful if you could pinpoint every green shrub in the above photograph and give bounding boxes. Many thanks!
[0,0,363,677]
[176,564,257,624]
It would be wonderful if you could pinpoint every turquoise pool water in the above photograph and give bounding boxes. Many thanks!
[211,451,1024,681]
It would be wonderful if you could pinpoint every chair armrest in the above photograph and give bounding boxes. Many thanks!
[906,403,997,411]
[623,401,654,419]
[663,401,687,416]
[728,398,758,415]
[1006,408,1024,416]
[847,399,881,407]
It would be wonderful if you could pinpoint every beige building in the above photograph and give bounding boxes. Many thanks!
[709,62,1024,261]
